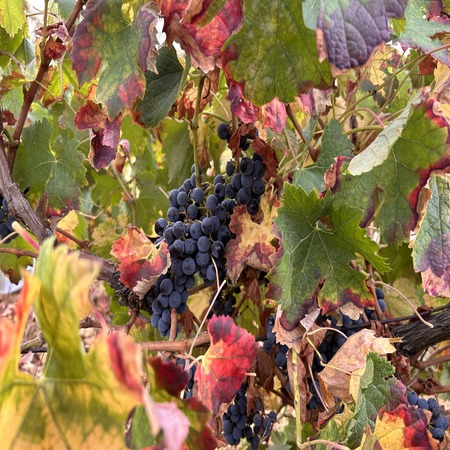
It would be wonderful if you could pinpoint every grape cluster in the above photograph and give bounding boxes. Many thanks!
[263,316,289,374]
[208,283,240,318]
[217,122,257,150]
[176,358,196,399]
[141,125,267,336]
[222,383,277,449]
[407,392,449,442]
[0,195,17,244]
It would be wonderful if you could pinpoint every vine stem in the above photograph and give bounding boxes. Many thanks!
[344,125,383,135]
[291,349,302,447]
[191,74,206,187]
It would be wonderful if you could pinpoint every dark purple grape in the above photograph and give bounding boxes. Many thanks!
[236,188,251,205]
[211,240,225,258]
[177,191,188,206]
[169,291,182,309]
[201,217,213,235]
[189,221,203,239]
[217,123,230,140]
[184,238,196,254]
[226,160,236,176]
[239,157,253,175]
[197,235,210,252]
[173,221,185,238]
[252,179,265,196]
[231,173,243,190]
[182,257,196,275]
[187,204,198,219]
[191,187,204,203]
[167,207,179,222]
[252,160,265,178]
[154,217,167,235]
[225,183,236,198]
[206,194,219,212]
[160,278,173,295]
[168,189,179,207]
[196,251,210,267]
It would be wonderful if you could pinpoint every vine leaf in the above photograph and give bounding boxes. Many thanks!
[135,46,184,128]
[161,0,243,72]
[311,0,407,70]
[143,358,217,450]
[13,119,87,209]
[225,197,282,284]
[70,0,159,118]
[329,96,450,246]
[0,0,25,37]
[74,101,122,170]
[344,353,406,448]
[397,0,450,65]
[195,315,258,416]
[261,97,287,133]
[318,332,396,406]
[272,185,389,322]
[372,404,438,449]
[226,81,260,123]
[111,226,171,298]
[183,0,227,27]
[0,240,162,449]
[222,0,332,106]
[0,236,37,284]
[412,174,450,297]
[294,119,353,193]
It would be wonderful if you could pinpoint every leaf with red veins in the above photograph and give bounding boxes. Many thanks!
[149,358,190,397]
[161,0,243,72]
[111,227,170,298]
[226,197,282,284]
[374,404,438,450]
[195,315,258,416]
[74,101,122,170]
[70,0,159,118]
[226,81,260,123]
[262,97,286,133]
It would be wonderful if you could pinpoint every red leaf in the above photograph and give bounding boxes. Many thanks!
[262,97,286,133]
[194,315,257,416]
[74,101,122,170]
[226,81,260,123]
[43,37,66,60]
[111,227,170,298]
[149,358,189,397]
[161,0,243,72]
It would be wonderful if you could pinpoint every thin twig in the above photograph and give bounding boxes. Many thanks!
[191,73,206,187]
[56,226,89,250]
[140,333,211,352]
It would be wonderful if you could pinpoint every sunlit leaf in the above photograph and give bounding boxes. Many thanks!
[195,315,258,416]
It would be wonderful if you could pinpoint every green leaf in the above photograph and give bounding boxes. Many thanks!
[331,98,450,245]
[0,0,25,37]
[13,119,87,209]
[55,0,76,19]
[0,240,144,448]
[345,353,399,448]
[158,119,194,189]
[272,185,389,320]
[223,0,332,105]
[0,236,36,284]
[0,27,23,68]
[135,46,184,128]
[70,0,159,118]
[398,0,450,64]
[412,174,450,297]
[294,119,353,193]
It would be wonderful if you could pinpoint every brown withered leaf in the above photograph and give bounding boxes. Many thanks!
[225,196,282,284]
[318,329,396,406]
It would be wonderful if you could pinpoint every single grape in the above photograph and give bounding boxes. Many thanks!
[431,427,445,441]
[252,179,265,196]
[167,206,179,222]
[231,173,243,190]
[151,314,161,328]
[226,160,236,176]
[236,188,251,205]
[376,287,385,299]
[241,174,254,189]
[197,235,211,252]
[176,191,189,206]
[160,278,174,295]
[214,182,225,198]
[169,291,182,309]
[163,226,176,245]
[182,257,196,275]
[158,318,170,334]
[185,276,195,290]
[191,187,204,203]
[162,309,171,323]
[189,221,203,239]
[205,264,216,281]
[184,238,196,254]
[378,299,387,312]
[239,157,254,175]
[173,221,185,238]
[168,189,179,207]
[253,414,262,427]
[263,340,272,353]
[246,197,260,215]
[186,204,199,219]
[158,294,169,308]
[214,203,228,221]
[206,194,219,212]
[217,123,230,140]
[201,217,213,235]
[417,398,428,409]
[152,301,163,315]
[154,217,167,235]
[196,251,210,267]
[252,160,265,178]
[211,240,225,258]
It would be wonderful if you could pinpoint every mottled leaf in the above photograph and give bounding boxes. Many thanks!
[294,119,353,193]
[261,97,286,133]
[316,0,407,70]
[345,353,406,448]
[398,0,450,65]
[161,0,243,72]
[75,101,122,170]
[272,185,389,321]
[225,197,282,284]
[183,0,227,27]
[195,315,258,416]
[0,0,25,37]
[374,404,438,449]
[223,0,332,106]
[330,96,450,245]
[70,0,159,118]
[111,226,171,298]
[412,174,450,297]
[0,241,145,449]
[226,81,260,123]
[135,46,184,128]
[13,119,87,209]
